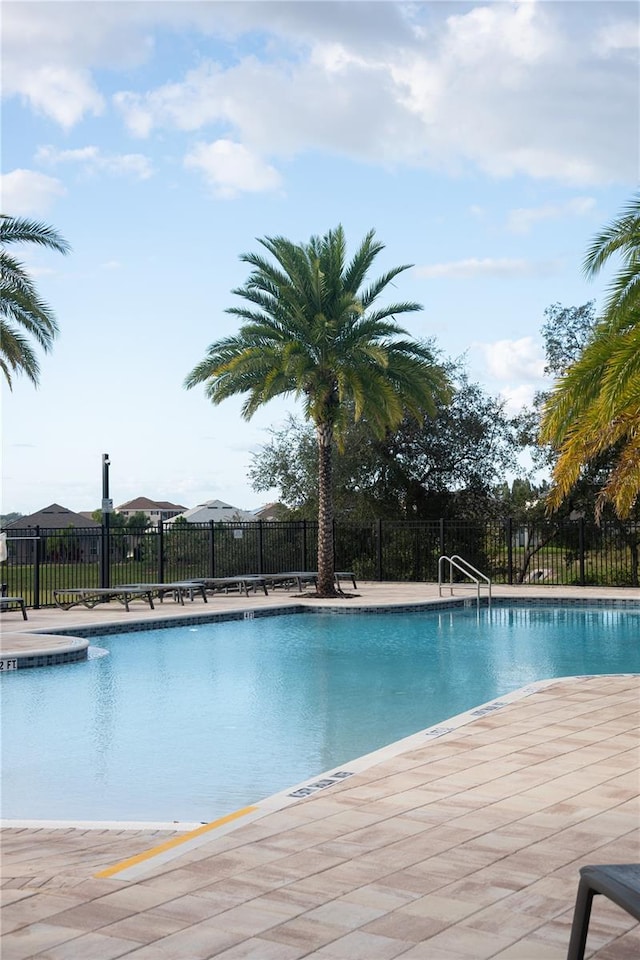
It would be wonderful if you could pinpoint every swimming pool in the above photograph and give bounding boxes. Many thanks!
[2,603,638,823]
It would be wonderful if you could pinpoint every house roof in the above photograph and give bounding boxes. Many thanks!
[252,502,285,520]
[116,497,187,511]
[4,503,101,529]
[166,499,256,524]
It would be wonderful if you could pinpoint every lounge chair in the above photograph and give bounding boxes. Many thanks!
[0,596,28,620]
[53,587,156,612]
[264,571,357,592]
[566,863,640,959]
[119,582,208,604]
[194,576,269,597]
[263,572,318,592]
[335,571,357,589]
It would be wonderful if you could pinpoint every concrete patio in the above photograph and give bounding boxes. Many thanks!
[1,584,639,958]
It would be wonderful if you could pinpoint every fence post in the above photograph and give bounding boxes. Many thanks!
[257,520,264,574]
[34,526,41,609]
[209,521,215,577]
[376,518,382,581]
[507,517,513,585]
[158,520,165,582]
[100,520,111,589]
[302,520,307,571]
[579,517,586,586]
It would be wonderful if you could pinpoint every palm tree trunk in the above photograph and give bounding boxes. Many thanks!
[316,422,338,597]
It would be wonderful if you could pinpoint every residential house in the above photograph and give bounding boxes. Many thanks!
[116,497,187,527]
[165,499,256,525]
[252,502,287,521]
[3,503,101,562]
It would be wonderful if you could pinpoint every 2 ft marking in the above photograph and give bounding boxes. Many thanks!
[0,659,18,671]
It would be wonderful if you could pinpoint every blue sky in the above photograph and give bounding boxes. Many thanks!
[2,0,638,516]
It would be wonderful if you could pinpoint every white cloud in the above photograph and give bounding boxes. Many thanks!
[0,169,66,215]
[595,19,640,54]
[507,196,597,233]
[36,145,153,180]
[499,383,538,415]
[472,337,547,415]
[415,257,559,279]
[7,66,104,130]
[1,1,151,127]
[184,140,281,199]
[477,337,545,382]
[3,1,637,184]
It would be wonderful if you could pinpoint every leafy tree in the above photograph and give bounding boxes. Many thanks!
[124,511,152,531]
[512,295,639,583]
[90,510,151,531]
[584,190,640,325]
[0,215,70,388]
[91,509,126,527]
[540,301,596,376]
[185,225,450,595]
[251,366,517,522]
[0,512,24,527]
[513,301,597,477]
[540,193,640,518]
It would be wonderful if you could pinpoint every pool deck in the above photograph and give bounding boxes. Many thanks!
[1,583,639,958]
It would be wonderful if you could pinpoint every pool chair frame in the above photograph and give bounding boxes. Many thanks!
[0,595,28,619]
[566,863,640,960]
[53,586,157,612]
[194,576,269,597]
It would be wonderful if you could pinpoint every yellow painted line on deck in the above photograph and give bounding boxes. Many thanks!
[95,805,258,879]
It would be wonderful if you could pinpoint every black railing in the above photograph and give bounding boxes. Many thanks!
[1,517,638,608]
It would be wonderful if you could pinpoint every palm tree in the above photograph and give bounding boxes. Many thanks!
[185,225,450,596]
[0,214,70,388]
[540,193,640,518]
[583,191,640,326]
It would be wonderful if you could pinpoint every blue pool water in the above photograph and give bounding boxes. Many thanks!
[2,604,638,823]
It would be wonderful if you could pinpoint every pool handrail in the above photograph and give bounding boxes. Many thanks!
[438,554,491,608]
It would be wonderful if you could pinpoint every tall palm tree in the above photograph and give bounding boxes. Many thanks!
[540,193,640,518]
[0,214,70,388]
[185,225,450,596]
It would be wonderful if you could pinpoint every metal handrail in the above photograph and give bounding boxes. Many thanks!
[438,554,492,608]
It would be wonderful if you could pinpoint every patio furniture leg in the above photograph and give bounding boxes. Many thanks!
[566,865,640,960]
[566,876,594,960]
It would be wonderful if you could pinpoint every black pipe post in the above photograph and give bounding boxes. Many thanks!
[34,526,41,609]
[101,454,111,589]
[209,520,215,578]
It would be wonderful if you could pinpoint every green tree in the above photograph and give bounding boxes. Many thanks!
[124,511,152,531]
[185,225,450,595]
[540,301,596,377]
[250,365,517,522]
[540,193,640,518]
[0,215,70,387]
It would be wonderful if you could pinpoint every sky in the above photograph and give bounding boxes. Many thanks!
[1,0,638,517]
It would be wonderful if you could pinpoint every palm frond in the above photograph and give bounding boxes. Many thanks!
[0,214,71,255]
[582,193,640,279]
[0,319,41,387]
[0,216,67,386]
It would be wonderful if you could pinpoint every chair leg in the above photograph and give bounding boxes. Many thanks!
[567,878,596,960]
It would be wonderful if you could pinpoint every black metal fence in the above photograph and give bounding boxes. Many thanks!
[2,517,638,608]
